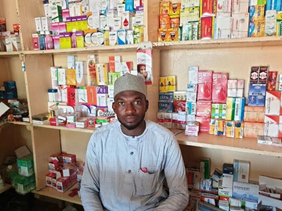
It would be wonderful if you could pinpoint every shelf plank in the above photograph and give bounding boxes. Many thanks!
[33,124,95,134]
[153,36,282,50]
[23,44,139,55]
[0,183,12,194]
[177,132,282,157]
[33,183,81,205]
[0,51,22,56]
[8,121,31,126]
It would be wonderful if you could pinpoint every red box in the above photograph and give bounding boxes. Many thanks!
[197,70,213,101]
[267,71,277,91]
[173,100,186,112]
[201,0,215,16]
[46,172,56,187]
[67,87,76,107]
[196,101,212,117]
[196,116,211,133]
[201,17,214,39]
[58,153,76,165]
[87,86,98,105]
[212,73,228,103]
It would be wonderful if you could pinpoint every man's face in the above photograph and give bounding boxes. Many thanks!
[113,90,148,131]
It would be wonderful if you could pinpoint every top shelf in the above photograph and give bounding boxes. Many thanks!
[1,36,282,57]
[177,132,282,157]
[153,36,282,50]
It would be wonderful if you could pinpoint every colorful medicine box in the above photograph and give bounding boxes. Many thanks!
[158,102,173,113]
[212,72,228,103]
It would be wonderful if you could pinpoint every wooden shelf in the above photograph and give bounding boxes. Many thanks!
[177,132,282,157]
[0,51,22,56]
[8,121,31,126]
[23,44,139,55]
[33,123,95,134]
[33,183,81,205]
[153,36,282,50]
[0,183,12,194]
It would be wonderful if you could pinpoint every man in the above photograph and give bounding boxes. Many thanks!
[81,73,189,211]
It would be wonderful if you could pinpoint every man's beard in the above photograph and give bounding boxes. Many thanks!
[118,114,145,130]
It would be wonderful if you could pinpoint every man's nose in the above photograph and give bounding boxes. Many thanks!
[125,103,135,114]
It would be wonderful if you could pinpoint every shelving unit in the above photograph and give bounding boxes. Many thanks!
[177,132,282,157]
[33,183,81,205]
[1,0,282,205]
[0,184,12,194]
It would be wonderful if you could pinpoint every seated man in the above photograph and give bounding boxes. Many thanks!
[81,73,189,211]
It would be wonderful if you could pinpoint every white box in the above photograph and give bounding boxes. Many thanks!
[75,61,87,86]
[214,17,232,39]
[231,14,249,38]
[233,160,249,183]
[109,31,117,46]
[57,68,66,85]
[217,0,232,17]
[41,17,52,31]
[35,17,42,32]
[233,181,259,202]
[222,173,233,188]
[232,0,249,14]
[265,91,281,115]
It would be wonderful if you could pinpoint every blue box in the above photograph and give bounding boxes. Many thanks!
[159,92,174,103]
[158,102,173,113]
[125,0,134,12]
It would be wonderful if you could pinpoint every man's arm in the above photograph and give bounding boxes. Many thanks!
[155,135,189,211]
[81,133,104,211]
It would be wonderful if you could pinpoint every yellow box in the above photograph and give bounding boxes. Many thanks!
[168,28,179,41]
[167,75,176,86]
[209,119,215,135]
[167,85,176,92]
[59,32,71,49]
[67,69,76,85]
[96,63,108,85]
[160,1,171,15]
[158,28,169,42]
[249,20,265,37]
[169,3,181,18]
[103,30,110,46]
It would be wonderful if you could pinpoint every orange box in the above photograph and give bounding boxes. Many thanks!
[169,3,181,17]
[158,28,169,42]
[170,17,180,28]
[160,1,170,15]
[244,106,265,123]
[159,14,170,29]
[168,28,178,41]
[243,122,264,138]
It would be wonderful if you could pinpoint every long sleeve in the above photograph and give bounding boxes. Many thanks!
[80,133,104,211]
[155,136,189,211]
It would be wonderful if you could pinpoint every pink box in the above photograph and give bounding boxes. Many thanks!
[51,22,60,35]
[197,70,213,101]
[195,116,211,133]
[196,101,212,117]
[212,72,228,103]
[32,34,39,50]
[62,9,70,22]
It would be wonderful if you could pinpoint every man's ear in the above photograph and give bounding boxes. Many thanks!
[112,102,116,112]
[145,100,149,112]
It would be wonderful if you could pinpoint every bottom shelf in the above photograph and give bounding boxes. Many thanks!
[0,183,12,194]
[32,183,82,205]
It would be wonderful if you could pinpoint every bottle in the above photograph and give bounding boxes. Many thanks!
[45,31,54,50]
[71,29,77,48]
[39,31,46,50]
[0,175,4,189]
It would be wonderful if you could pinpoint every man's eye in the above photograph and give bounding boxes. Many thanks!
[134,101,141,105]
[118,102,125,106]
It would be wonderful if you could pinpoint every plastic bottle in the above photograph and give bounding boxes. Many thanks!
[39,31,46,50]
[71,29,77,48]
[0,175,4,189]
[45,31,54,50]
